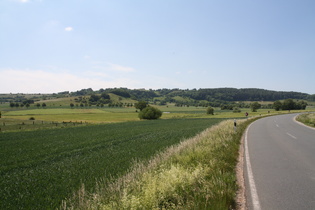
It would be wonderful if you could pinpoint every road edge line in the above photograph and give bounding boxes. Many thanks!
[245,122,261,210]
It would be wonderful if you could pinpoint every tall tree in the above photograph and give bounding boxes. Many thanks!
[273,100,282,111]
[250,102,261,112]
[134,101,147,111]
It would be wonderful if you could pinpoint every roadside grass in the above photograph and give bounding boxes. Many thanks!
[0,118,222,209]
[62,118,254,210]
[296,113,315,127]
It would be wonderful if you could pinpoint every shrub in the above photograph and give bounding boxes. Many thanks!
[139,106,162,120]
[206,106,214,115]
[250,102,261,112]
[29,117,35,120]
[233,107,241,113]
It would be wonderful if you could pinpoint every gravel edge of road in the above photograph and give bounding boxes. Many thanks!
[236,129,246,210]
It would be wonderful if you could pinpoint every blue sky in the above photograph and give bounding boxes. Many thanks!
[1,0,314,94]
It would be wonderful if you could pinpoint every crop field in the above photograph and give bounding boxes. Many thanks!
[67,118,253,209]
[0,118,223,209]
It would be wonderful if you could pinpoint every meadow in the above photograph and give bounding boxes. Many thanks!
[0,117,223,209]
[0,104,274,131]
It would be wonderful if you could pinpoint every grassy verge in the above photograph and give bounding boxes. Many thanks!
[296,113,315,127]
[62,118,255,209]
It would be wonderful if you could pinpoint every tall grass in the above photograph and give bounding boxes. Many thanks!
[296,113,315,127]
[62,118,252,209]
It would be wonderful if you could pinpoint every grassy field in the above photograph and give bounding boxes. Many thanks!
[0,118,223,209]
[0,105,309,132]
[1,105,273,120]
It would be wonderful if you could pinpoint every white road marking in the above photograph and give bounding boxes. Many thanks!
[286,132,297,139]
[245,122,262,210]
[276,124,279,128]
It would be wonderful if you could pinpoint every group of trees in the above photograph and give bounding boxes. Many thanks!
[74,93,111,106]
[70,102,134,108]
[273,99,308,111]
[135,101,162,120]
[10,101,44,108]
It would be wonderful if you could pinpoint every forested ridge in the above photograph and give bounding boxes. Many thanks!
[71,87,313,102]
[2,88,314,107]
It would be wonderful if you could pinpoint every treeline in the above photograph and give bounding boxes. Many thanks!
[3,88,314,109]
[9,99,35,108]
[273,99,308,111]
[69,87,313,102]
[158,88,310,101]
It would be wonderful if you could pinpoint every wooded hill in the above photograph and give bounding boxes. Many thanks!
[2,88,314,109]
[69,87,314,102]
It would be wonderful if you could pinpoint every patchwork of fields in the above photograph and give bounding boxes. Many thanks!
[1,101,313,209]
[0,117,223,209]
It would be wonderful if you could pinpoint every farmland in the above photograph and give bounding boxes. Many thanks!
[0,104,280,132]
[0,117,223,209]
[1,91,314,209]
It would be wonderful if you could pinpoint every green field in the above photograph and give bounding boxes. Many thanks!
[0,118,223,209]
[0,105,274,126]
[1,98,313,209]
[0,105,308,133]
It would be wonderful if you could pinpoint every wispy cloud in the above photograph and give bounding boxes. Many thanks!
[108,63,135,72]
[0,69,138,93]
[85,71,108,78]
[64,27,73,32]
[13,0,42,3]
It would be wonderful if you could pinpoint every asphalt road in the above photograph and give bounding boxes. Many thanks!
[245,113,315,210]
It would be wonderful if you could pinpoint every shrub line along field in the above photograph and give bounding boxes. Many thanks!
[0,118,224,209]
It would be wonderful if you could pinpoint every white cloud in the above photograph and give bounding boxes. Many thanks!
[0,69,139,93]
[108,63,135,72]
[64,27,73,32]
[85,71,108,78]
[13,0,42,3]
